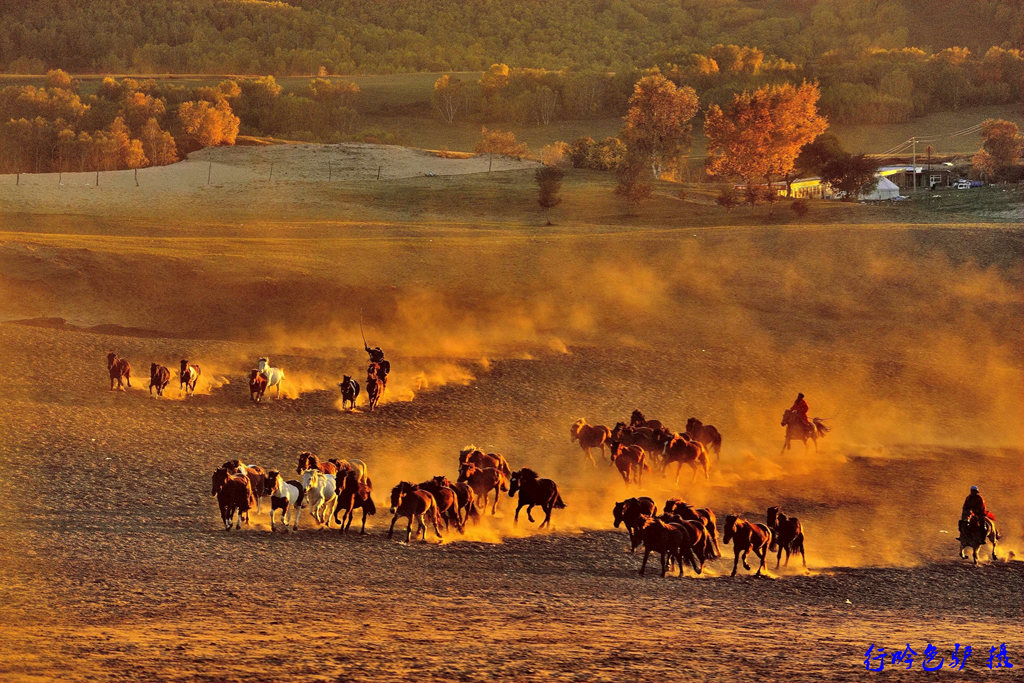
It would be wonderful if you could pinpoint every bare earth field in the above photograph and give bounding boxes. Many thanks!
[0,145,1021,682]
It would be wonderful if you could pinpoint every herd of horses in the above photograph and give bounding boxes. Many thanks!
[571,410,722,484]
[209,445,566,543]
[107,352,384,410]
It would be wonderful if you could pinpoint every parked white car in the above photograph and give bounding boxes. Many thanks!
[953,179,972,189]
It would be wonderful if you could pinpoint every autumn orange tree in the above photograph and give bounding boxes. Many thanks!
[972,118,1022,180]
[474,126,528,172]
[620,72,699,180]
[704,81,828,193]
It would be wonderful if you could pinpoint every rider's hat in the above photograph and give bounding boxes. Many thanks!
[970,485,979,493]
[797,392,804,399]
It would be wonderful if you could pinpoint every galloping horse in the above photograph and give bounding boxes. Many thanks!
[264,471,304,531]
[107,352,132,391]
[249,370,268,402]
[685,418,722,462]
[661,433,710,483]
[338,375,360,410]
[570,419,612,467]
[388,482,443,543]
[365,362,384,411]
[508,468,566,529]
[332,468,376,534]
[149,363,170,397]
[179,359,201,397]
[300,469,337,527]
[767,506,806,568]
[610,441,648,486]
[780,409,830,455]
[629,409,663,432]
[958,514,998,565]
[211,467,255,530]
[457,463,509,515]
[256,357,285,399]
[613,497,658,552]
[458,446,512,477]
[296,452,339,475]
[723,514,772,577]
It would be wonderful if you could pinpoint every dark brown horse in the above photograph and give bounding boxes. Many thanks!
[221,460,266,514]
[686,418,722,461]
[780,409,830,455]
[639,517,688,577]
[332,468,377,533]
[149,363,170,397]
[446,478,480,525]
[661,433,710,483]
[107,352,131,391]
[296,452,339,475]
[767,506,806,568]
[613,497,657,552]
[508,468,565,528]
[611,422,664,464]
[570,419,612,466]
[723,514,772,576]
[665,499,720,559]
[414,479,463,533]
[629,409,664,432]
[179,359,201,397]
[610,441,648,486]
[211,467,255,530]
[457,463,509,515]
[249,369,268,402]
[958,514,998,565]
[387,482,443,543]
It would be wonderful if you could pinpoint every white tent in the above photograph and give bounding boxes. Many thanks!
[860,176,901,201]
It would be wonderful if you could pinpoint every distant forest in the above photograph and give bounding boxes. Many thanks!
[1,0,1019,75]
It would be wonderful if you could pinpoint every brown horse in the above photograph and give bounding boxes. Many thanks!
[415,478,464,533]
[570,419,612,466]
[457,463,509,515]
[387,482,443,543]
[611,422,664,465]
[211,467,255,530]
[365,371,384,412]
[107,352,131,391]
[332,468,377,534]
[447,478,480,525]
[686,418,722,461]
[508,468,566,529]
[179,359,201,397]
[723,514,772,576]
[613,497,657,552]
[296,452,339,476]
[661,433,710,483]
[610,441,648,486]
[149,363,170,397]
[767,506,806,568]
[458,446,512,477]
[629,409,664,432]
[248,369,268,402]
[656,515,710,575]
[221,460,266,514]
[780,409,830,455]
[639,517,688,577]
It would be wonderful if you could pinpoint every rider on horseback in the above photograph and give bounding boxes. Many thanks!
[958,485,997,541]
[365,345,391,385]
[790,393,811,430]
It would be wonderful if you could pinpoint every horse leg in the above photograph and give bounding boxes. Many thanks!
[731,548,740,576]
[741,548,751,571]
[640,548,651,576]
[541,504,552,529]
[526,504,536,523]
[514,502,524,527]
[490,488,499,515]
[387,513,400,539]
[584,446,594,467]
[755,545,767,576]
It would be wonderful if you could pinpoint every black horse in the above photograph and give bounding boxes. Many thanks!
[508,468,565,528]
[338,375,360,410]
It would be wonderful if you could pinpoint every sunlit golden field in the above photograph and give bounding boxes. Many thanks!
[0,145,1021,681]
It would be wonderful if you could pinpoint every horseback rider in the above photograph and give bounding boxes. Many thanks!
[365,345,391,384]
[961,485,995,522]
[790,392,811,430]
[958,485,997,541]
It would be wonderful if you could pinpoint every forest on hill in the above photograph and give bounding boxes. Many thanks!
[1,0,1019,75]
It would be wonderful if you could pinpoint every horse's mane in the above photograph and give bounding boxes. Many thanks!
[517,467,539,479]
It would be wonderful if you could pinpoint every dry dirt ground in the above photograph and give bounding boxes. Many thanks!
[0,145,1021,682]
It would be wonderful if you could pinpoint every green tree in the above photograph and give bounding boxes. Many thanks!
[431,74,464,125]
[821,153,878,200]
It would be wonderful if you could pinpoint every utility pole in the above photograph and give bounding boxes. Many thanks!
[911,137,917,193]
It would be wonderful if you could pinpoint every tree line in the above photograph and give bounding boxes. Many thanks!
[0,72,379,173]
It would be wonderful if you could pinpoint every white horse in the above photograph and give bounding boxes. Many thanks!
[266,472,303,531]
[257,357,285,398]
[179,359,201,397]
[301,469,337,526]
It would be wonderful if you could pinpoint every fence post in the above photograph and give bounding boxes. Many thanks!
[269,162,274,181]
[328,160,332,181]
[377,165,381,180]
[134,168,139,187]
[208,162,212,185]
[96,170,99,186]
[15,173,19,186]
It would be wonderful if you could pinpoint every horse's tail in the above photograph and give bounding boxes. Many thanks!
[552,488,566,509]
[812,418,830,438]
